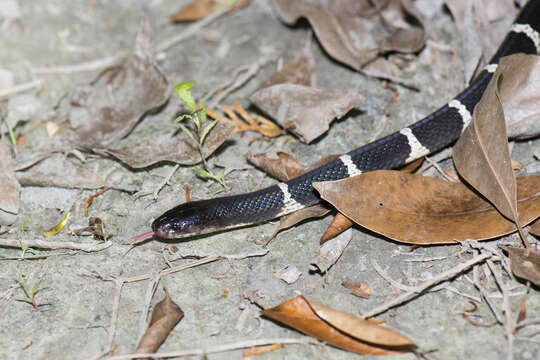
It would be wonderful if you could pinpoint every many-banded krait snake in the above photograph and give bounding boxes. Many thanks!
[150,0,540,240]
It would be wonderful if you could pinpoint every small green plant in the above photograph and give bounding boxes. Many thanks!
[18,238,38,259]
[174,82,227,188]
[3,116,16,147]
[15,268,46,312]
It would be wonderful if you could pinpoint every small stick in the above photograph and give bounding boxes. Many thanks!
[31,53,128,75]
[100,337,319,360]
[154,5,235,54]
[0,238,112,252]
[363,252,491,319]
[0,79,44,99]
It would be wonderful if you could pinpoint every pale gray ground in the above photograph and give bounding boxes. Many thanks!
[1,1,540,360]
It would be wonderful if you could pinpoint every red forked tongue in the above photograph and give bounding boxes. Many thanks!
[131,231,155,244]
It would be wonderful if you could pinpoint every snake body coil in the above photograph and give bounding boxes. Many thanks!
[152,0,540,239]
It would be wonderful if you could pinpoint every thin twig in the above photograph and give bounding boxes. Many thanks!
[0,238,112,252]
[153,164,179,199]
[0,79,43,99]
[371,259,417,291]
[424,156,457,182]
[137,272,161,341]
[363,253,491,319]
[108,279,124,351]
[418,148,453,174]
[154,5,236,54]
[31,53,128,74]
[102,337,319,360]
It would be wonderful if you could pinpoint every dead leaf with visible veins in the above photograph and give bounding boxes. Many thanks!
[501,246,540,286]
[0,139,19,226]
[453,57,529,247]
[169,0,250,22]
[251,84,363,143]
[497,54,540,140]
[135,287,184,355]
[314,171,540,244]
[311,228,352,273]
[262,295,416,355]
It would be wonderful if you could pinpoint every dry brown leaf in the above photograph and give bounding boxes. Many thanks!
[453,61,528,247]
[258,46,317,90]
[271,0,425,71]
[319,156,423,244]
[169,0,249,22]
[97,123,234,168]
[0,139,19,226]
[247,151,304,182]
[517,299,527,325]
[320,212,353,245]
[342,281,371,299]
[501,246,540,286]
[135,287,184,355]
[497,54,540,140]
[43,211,71,237]
[251,84,363,143]
[264,204,330,246]
[311,228,352,273]
[71,19,169,149]
[361,57,418,89]
[242,343,283,357]
[262,295,415,355]
[530,218,540,236]
[313,171,540,244]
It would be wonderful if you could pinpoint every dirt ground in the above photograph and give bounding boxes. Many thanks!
[1,1,540,359]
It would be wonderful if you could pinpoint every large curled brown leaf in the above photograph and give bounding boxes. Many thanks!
[247,151,304,182]
[313,171,540,244]
[271,0,425,71]
[262,295,415,355]
[250,84,363,143]
[497,54,540,140]
[135,287,184,355]
[96,123,234,168]
[453,57,526,245]
[0,139,20,226]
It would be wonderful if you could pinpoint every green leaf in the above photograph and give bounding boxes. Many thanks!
[174,114,192,124]
[178,124,197,144]
[173,81,196,112]
[200,119,219,145]
[194,167,214,179]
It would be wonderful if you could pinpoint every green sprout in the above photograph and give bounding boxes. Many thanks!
[15,268,46,312]
[3,116,16,147]
[18,238,38,259]
[173,82,227,188]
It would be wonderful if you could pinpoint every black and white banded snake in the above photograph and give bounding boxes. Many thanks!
[149,0,540,240]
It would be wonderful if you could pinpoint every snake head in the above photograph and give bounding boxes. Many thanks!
[152,201,210,239]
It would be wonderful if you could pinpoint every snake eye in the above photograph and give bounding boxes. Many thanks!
[152,201,206,239]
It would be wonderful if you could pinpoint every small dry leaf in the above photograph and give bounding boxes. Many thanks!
[501,246,540,286]
[320,212,353,245]
[0,139,20,226]
[258,46,317,90]
[169,0,249,22]
[135,287,184,355]
[43,211,71,237]
[251,84,363,143]
[314,171,540,244]
[262,295,415,355]
[242,343,283,357]
[311,228,352,273]
[517,299,527,325]
[342,281,371,299]
[248,151,304,182]
[530,218,540,236]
